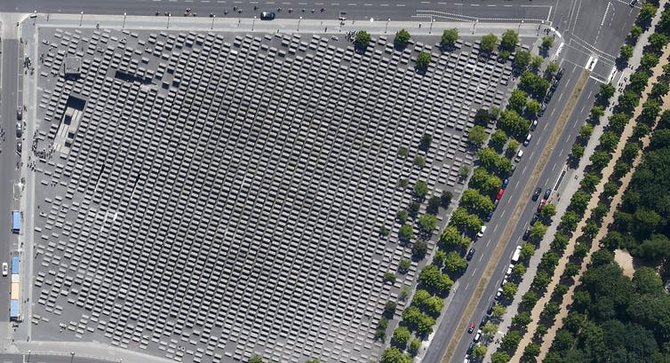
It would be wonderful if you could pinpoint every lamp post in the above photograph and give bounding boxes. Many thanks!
[79,11,83,27]
[167,13,171,29]
[32,11,37,26]
[70,352,75,363]
[123,12,127,29]
[518,19,524,33]
[211,14,215,29]
[429,17,434,34]
[472,19,478,34]
[252,15,256,31]
[385,18,390,33]
[27,350,31,362]
[298,16,302,31]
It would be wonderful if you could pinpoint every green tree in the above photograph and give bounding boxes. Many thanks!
[525,99,542,118]
[414,180,428,200]
[641,53,659,69]
[524,343,541,357]
[414,155,426,168]
[398,258,411,274]
[418,214,438,234]
[571,144,585,160]
[648,32,669,52]
[501,330,522,352]
[542,36,554,49]
[443,251,468,273]
[419,133,432,151]
[480,33,499,53]
[474,108,491,125]
[380,225,390,237]
[441,191,453,208]
[499,29,519,54]
[418,265,453,294]
[546,61,559,78]
[399,223,414,242]
[416,52,432,71]
[248,355,264,363]
[441,28,459,49]
[532,270,551,290]
[513,311,532,329]
[394,29,411,48]
[513,49,531,70]
[520,243,536,261]
[519,71,550,100]
[473,344,487,359]
[599,83,616,101]
[529,222,548,242]
[619,44,633,61]
[391,326,411,349]
[492,304,506,319]
[508,89,528,113]
[579,123,594,140]
[507,139,520,155]
[629,24,643,41]
[637,3,657,28]
[489,130,508,151]
[502,282,518,300]
[540,203,557,222]
[530,55,544,71]
[397,209,408,224]
[468,125,488,148]
[384,272,397,283]
[397,146,409,158]
[632,266,663,295]
[355,31,371,49]
[380,347,411,363]
[491,351,511,363]
[384,301,397,319]
[408,338,421,356]
[412,240,428,260]
[426,196,441,215]
[521,291,538,310]
[305,359,320,363]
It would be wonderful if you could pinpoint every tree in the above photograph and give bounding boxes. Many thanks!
[521,291,538,310]
[599,83,615,101]
[468,125,488,148]
[638,234,670,263]
[414,180,428,200]
[648,32,669,52]
[541,36,554,49]
[499,29,519,54]
[519,71,550,100]
[513,49,531,70]
[408,202,420,219]
[579,123,594,140]
[399,223,414,242]
[637,3,657,28]
[532,270,551,290]
[305,359,320,363]
[571,144,585,160]
[508,89,528,113]
[560,210,581,231]
[530,55,544,71]
[502,282,518,300]
[418,214,438,234]
[478,147,500,171]
[619,44,633,61]
[398,258,411,274]
[423,296,444,317]
[524,343,541,357]
[501,330,522,352]
[480,33,498,53]
[641,53,659,69]
[397,146,409,158]
[443,251,468,273]
[408,338,421,356]
[414,155,426,168]
[384,301,397,319]
[441,191,453,208]
[474,108,491,126]
[418,265,453,294]
[412,240,428,260]
[419,133,432,151]
[380,347,411,363]
[391,326,411,349]
[525,99,542,118]
[590,151,611,172]
[512,311,532,328]
[380,225,390,237]
[491,352,511,363]
[545,61,559,78]
[397,209,408,224]
[426,196,441,215]
[441,28,459,50]
[482,321,498,337]
[529,222,548,242]
[394,29,411,48]
[492,304,506,319]
[473,344,487,359]
[416,52,432,71]
[520,243,536,261]
[355,31,371,50]
[490,130,508,151]
[629,24,643,41]
[540,203,557,222]
[632,266,663,295]
[384,272,397,283]
[591,105,605,120]
[507,139,520,155]
[459,165,470,179]
[248,355,264,363]
[440,225,469,250]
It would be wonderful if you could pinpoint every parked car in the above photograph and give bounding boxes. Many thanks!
[468,322,476,333]
[486,301,495,315]
[531,119,538,130]
[523,227,531,241]
[16,141,22,153]
[496,188,505,201]
[524,133,532,146]
[1,263,7,276]
[480,315,489,327]
[532,187,542,201]
[466,248,476,261]
[260,11,276,20]
[477,225,487,238]
[544,188,552,200]
[473,330,482,342]
[16,108,22,120]
[485,211,494,222]
[537,200,547,213]
[515,149,524,162]
[530,214,539,226]
[16,122,22,137]
[502,178,509,188]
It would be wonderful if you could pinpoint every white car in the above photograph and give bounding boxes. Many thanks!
[477,225,487,238]
[2,263,8,276]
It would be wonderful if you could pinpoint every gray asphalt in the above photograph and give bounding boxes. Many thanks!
[0,37,20,325]
[0,0,554,22]
[0,353,117,363]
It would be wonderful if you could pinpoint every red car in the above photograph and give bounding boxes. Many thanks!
[537,200,546,213]
[468,322,476,333]
[495,188,505,201]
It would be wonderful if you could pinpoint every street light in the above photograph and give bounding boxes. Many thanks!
[211,14,215,29]
[70,352,75,363]
[298,16,302,31]
[79,11,83,27]
[385,18,390,33]
[167,13,171,29]
[123,12,127,29]
[472,19,478,34]
[252,15,256,31]
[518,19,524,33]
[27,350,31,362]
[429,17,434,34]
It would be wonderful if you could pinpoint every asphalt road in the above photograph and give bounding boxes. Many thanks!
[0,353,116,363]
[0,36,20,326]
[0,0,554,22]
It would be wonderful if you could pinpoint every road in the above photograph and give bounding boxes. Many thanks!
[421,1,640,362]
[0,0,554,22]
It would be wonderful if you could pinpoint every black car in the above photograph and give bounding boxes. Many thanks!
[486,301,494,315]
[555,68,564,81]
[466,248,476,261]
[532,187,542,201]
[485,211,494,222]
[16,122,22,137]
[467,341,475,354]
[16,141,22,153]
[522,228,531,241]
[530,214,540,226]
[480,315,489,327]
[544,189,552,200]
[260,11,276,20]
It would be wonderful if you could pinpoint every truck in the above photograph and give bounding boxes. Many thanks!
[511,245,522,263]
[9,300,20,321]
[11,210,20,233]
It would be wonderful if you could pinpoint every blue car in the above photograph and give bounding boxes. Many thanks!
[502,178,509,188]
[485,211,494,221]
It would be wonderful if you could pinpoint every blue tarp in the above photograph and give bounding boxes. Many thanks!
[11,256,19,275]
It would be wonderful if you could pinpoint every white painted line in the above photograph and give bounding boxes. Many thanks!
[471,3,480,6]
[500,209,507,219]
[493,224,499,233]
[547,5,552,21]
[487,4,496,7]
[607,66,617,83]
[601,2,611,27]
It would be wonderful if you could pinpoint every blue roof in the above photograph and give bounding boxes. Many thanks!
[11,211,20,231]
[11,256,19,274]
[9,300,19,318]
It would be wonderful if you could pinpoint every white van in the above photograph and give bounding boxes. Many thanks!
[524,133,532,146]
[477,225,487,238]
[515,149,524,161]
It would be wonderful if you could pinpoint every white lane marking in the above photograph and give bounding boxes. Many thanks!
[601,2,611,27]
[500,209,507,219]
[493,224,499,233]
